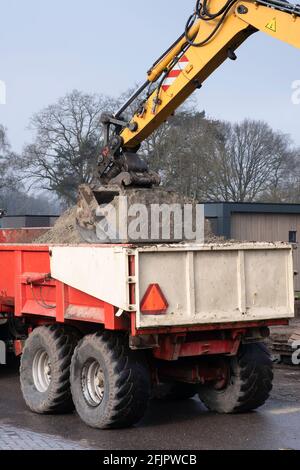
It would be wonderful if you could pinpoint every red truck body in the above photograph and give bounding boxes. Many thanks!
[0,243,288,356]
[0,236,293,429]
[0,244,126,330]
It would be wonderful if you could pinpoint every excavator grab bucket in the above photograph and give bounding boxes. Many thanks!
[76,184,122,243]
[76,184,202,244]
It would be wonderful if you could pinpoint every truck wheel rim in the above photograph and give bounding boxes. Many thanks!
[32,350,51,393]
[81,360,105,407]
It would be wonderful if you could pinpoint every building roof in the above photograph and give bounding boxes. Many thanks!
[204,202,300,215]
[3,215,59,218]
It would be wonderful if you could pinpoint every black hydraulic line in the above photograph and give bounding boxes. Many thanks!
[255,0,300,16]
[185,0,300,49]
[114,1,204,121]
[152,43,193,113]
[114,0,234,122]
[114,0,300,130]
[185,1,237,47]
[200,0,236,19]
[150,32,186,70]
[115,80,150,119]
[30,285,56,310]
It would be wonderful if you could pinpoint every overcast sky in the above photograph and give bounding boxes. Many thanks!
[0,0,300,152]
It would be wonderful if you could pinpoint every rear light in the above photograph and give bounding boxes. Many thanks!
[140,284,169,315]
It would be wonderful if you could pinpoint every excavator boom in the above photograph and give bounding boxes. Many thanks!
[96,0,300,187]
[77,0,300,240]
[120,0,300,149]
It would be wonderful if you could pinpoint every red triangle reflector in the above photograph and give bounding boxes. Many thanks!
[140,284,169,315]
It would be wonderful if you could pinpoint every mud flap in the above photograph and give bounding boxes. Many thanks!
[0,340,6,364]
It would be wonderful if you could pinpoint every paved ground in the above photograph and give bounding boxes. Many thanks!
[0,425,87,450]
[1,361,300,450]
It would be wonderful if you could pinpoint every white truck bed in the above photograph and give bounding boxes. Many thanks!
[50,242,295,330]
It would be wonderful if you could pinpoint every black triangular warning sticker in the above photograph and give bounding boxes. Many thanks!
[266,18,277,33]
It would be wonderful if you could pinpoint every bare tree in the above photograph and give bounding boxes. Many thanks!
[0,125,57,215]
[17,87,297,205]
[0,125,16,191]
[214,120,294,202]
[143,111,225,200]
[153,116,294,202]
[272,148,300,203]
[19,90,115,204]
[0,189,60,216]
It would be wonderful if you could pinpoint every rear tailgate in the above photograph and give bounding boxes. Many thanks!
[135,243,294,329]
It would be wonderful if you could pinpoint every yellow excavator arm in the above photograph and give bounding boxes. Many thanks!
[97,0,300,187]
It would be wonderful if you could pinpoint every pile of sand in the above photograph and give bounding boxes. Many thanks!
[35,209,222,245]
[35,187,224,245]
[35,206,83,244]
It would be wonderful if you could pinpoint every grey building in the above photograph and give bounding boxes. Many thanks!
[0,215,59,229]
[205,203,300,290]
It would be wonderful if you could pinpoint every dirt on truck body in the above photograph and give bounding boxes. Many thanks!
[35,207,83,244]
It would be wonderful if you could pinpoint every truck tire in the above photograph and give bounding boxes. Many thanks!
[198,343,273,414]
[20,325,80,414]
[70,331,151,429]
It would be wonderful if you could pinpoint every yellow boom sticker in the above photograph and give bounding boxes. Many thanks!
[266,18,277,32]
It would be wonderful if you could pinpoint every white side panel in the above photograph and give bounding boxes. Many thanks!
[50,246,130,310]
[50,243,294,330]
[135,244,294,329]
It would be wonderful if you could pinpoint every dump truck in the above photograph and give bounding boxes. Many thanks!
[0,240,294,428]
[1,0,300,429]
